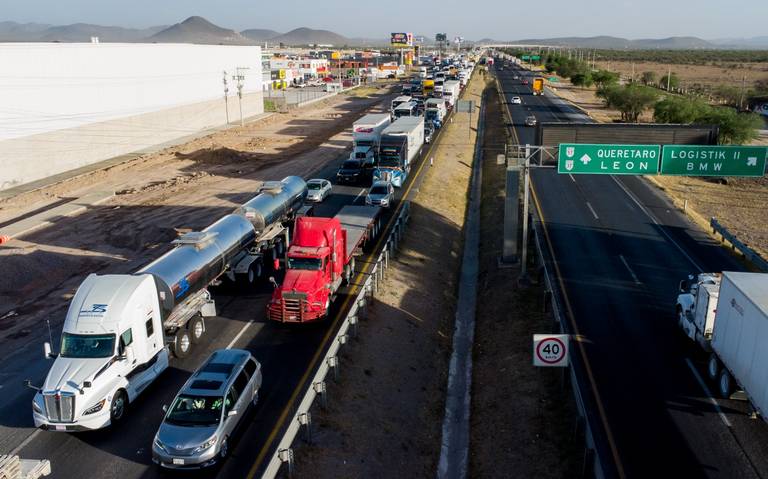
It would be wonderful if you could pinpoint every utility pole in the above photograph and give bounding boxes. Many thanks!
[739,74,747,110]
[233,67,250,127]
[222,70,230,125]
[667,65,672,91]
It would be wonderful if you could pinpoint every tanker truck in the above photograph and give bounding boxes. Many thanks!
[28,177,307,432]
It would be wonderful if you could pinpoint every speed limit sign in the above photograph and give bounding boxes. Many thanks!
[533,334,569,367]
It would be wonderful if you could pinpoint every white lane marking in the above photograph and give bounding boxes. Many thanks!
[352,188,366,204]
[226,321,254,349]
[10,429,41,456]
[586,201,599,220]
[619,254,641,285]
[685,358,732,428]
[569,174,576,183]
[610,176,703,272]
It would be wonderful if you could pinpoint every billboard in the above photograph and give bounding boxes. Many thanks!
[330,51,341,60]
[391,32,413,47]
[436,33,447,42]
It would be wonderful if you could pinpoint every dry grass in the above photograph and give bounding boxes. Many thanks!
[598,60,768,89]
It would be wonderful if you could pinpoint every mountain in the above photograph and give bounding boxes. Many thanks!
[710,36,768,49]
[40,23,166,42]
[270,27,348,46]
[0,21,51,41]
[240,28,281,42]
[148,16,251,44]
[506,36,717,50]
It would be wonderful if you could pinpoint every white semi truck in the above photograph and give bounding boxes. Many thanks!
[374,117,424,188]
[443,80,461,108]
[28,177,308,431]
[676,272,768,416]
[351,113,391,165]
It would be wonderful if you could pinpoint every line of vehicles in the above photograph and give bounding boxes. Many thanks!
[25,54,477,470]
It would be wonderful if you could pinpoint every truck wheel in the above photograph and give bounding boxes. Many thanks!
[719,370,733,398]
[247,262,262,285]
[109,390,128,424]
[190,315,204,344]
[173,329,192,358]
[707,354,720,381]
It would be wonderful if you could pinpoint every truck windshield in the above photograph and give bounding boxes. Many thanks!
[60,333,116,358]
[288,257,323,270]
[165,394,223,427]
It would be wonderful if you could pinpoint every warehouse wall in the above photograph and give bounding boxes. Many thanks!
[0,43,263,191]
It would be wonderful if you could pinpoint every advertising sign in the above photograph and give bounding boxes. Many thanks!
[391,32,413,47]
[436,33,447,42]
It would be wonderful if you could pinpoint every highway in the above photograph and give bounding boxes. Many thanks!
[496,62,768,478]
[1,97,441,478]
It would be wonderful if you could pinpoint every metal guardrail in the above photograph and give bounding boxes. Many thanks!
[530,188,606,479]
[710,217,768,272]
[261,201,411,478]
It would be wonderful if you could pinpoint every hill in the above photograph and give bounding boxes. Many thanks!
[505,35,719,50]
[240,28,281,42]
[148,16,251,45]
[40,23,166,42]
[270,27,347,46]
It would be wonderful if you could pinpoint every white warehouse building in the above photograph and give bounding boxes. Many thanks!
[0,42,263,191]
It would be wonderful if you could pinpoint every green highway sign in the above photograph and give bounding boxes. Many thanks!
[531,55,541,61]
[558,143,661,175]
[660,145,768,177]
[521,55,530,60]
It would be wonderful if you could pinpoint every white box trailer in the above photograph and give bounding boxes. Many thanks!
[676,272,768,418]
[443,80,461,107]
[711,272,768,415]
[353,113,391,148]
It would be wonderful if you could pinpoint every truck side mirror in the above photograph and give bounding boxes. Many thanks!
[679,280,688,293]
[24,379,41,392]
[123,345,135,364]
[162,404,168,412]
[43,342,56,359]
[269,276,278,289]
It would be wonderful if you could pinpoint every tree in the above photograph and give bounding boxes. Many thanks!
[700,107,763,144]
[641,71,656,85]
[592,70,619,90]
[660,72,680,91]
[654,96,710,123]
[571,72,594,88]
[602,84,658,122]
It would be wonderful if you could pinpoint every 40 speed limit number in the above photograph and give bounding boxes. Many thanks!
[533,334,570,367]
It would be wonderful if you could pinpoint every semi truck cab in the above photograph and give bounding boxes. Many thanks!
[31,274,169,431]
[267,217,349,322]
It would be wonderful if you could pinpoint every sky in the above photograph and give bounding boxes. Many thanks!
[4,0,768,40]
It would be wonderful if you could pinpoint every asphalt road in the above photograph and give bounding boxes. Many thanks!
[2,102,441,478]
[496,62,768,478]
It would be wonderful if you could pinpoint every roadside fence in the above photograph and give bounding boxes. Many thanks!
[261,201,411,478]
[710,217,768,272]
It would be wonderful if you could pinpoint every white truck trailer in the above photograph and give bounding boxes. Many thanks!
[425,98,447,128]
[443,80,461,108]
[28,177,308,431]
[351,113,391,165]
[374,117,424,188]
[676,272,768,416]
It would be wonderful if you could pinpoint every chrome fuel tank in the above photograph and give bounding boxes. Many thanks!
[235,176,307,234]
[137,213,256,312]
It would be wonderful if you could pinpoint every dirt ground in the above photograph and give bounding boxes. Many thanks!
[469,76,582,478]
[543,73,768,261]
[597,60,768,90]
[0,85,394,359]
[290,74,485,478]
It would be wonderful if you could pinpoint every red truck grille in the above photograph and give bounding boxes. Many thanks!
[269,293,307,322]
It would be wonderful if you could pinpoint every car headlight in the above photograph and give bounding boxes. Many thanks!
[192,436,217,454]
[32,398,43,414]
[83,398,106,415]
[154,437,168,453]
[380,199,389,205]
[365,197,372,204]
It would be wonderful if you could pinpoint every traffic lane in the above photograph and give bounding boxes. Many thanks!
[515,75,768,475]
[532,168,762,478]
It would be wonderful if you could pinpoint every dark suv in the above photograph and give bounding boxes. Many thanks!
[336,159,370,184]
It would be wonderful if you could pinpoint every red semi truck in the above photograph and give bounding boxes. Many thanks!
[267,205,382,322]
